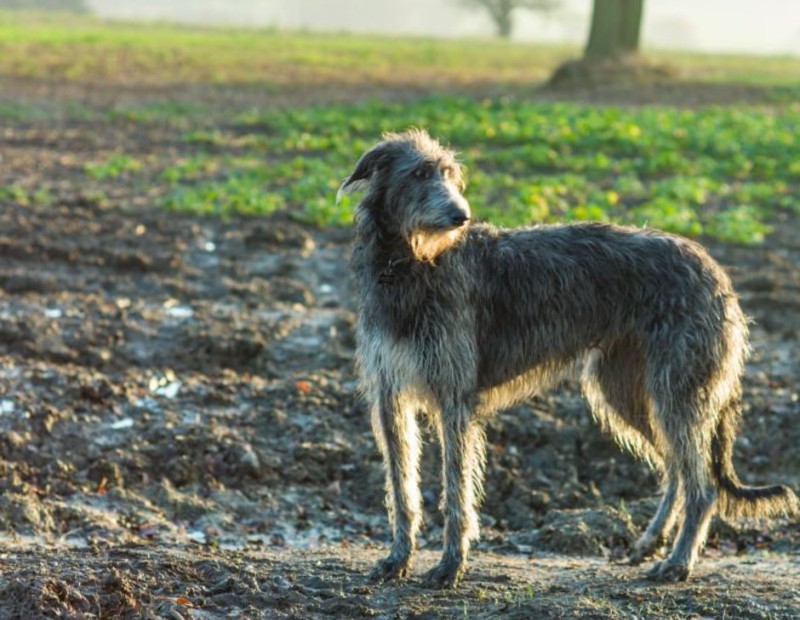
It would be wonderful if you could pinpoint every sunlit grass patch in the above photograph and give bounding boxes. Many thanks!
[215,97,797,241]
[0,11,568,87]
[1,10,798,91]
[163,177,286,217]
[0,183,54,207]
[85,154,143,180]
[161,155,222,183]
[72,95,799,242]
[705,205,772,244]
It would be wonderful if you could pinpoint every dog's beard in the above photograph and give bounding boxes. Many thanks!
[409,226,466,263]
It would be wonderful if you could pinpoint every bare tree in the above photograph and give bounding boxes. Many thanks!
[458,0,560,39]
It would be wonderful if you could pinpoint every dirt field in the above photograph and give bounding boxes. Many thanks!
[1,77,800,619]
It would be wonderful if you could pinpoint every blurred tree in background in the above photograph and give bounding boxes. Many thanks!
[0,0,90,12]
[457,0,560,39]
[549,0,668,86]
[585,0,644,59]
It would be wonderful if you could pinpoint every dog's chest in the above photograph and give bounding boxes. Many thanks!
[362,273,462,344]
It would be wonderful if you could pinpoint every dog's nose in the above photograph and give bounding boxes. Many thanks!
[448,209,470,227]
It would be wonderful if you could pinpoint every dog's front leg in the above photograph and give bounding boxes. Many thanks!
[425,399,482,589]
[368,384,422,583]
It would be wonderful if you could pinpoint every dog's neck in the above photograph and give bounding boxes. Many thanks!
[354,200,468,285]
[355,213,414,285]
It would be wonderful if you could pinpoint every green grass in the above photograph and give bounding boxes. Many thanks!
[85,153,143,180]
[1,10,799,88]
[0,11,570,86]
[0,184,53,207]
[2,11,799,243]
[145,97,798,242]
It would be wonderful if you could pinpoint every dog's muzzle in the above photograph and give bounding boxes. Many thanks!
[447,207,470,227]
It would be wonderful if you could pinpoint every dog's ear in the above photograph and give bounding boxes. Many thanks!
[336,142,394,205]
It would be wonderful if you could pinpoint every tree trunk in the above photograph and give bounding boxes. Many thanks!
[585,0,644,60]
[496,12,512,38]
[490,0,514,39]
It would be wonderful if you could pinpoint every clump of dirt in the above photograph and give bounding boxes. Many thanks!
[548,55,678,89]
[513,505,639,557]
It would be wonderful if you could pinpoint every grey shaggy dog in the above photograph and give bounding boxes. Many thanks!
[339,129,799,589]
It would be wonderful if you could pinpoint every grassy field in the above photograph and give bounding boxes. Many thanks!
[65,98,796,244]
[0,11,570,86]
[2,10,800,243]
[2,11,800,87]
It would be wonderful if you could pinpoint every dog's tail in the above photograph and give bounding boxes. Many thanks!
[711,400,799,519]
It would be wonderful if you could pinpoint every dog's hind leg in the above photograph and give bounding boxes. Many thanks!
[368,384,423,583]
[424,397,485,589]
[583,344,680,563]
[646,400,718,582]
[583,342,661,464]
[628,473,682,564]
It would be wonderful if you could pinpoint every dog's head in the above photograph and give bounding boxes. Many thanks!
[338,129,470,262]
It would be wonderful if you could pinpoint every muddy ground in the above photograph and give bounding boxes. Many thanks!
[1,78,800,619]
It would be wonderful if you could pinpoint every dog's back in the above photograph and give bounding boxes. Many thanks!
[459,222,742,399]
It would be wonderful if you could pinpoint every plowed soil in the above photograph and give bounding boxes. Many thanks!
[1,78,799,619]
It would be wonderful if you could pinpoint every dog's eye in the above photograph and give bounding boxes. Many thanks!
[415,165,432,180]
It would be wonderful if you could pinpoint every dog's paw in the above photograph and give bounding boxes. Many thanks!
[423,557,465,589]
[367,555,411,584]
[644,559,691,583]
[626,547,652,566]
[621,531,668,566]
[626,540,662,566]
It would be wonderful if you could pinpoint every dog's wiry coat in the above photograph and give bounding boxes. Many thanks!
[341,129,799,588]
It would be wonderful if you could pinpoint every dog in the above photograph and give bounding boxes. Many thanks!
[339,129,798,588]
